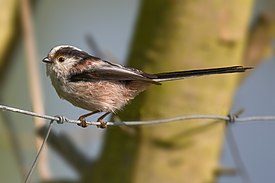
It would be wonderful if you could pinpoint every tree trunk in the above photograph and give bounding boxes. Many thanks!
[87,0,252,182]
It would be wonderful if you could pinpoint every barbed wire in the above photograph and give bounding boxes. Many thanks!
[2,103,273,183]
[1,104,275,126]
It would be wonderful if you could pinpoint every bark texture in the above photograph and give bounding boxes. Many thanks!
[87,0,252,182]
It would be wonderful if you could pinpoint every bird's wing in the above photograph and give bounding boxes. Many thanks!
[68,58,161,85]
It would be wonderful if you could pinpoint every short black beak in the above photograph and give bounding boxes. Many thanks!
[42,57,51,63]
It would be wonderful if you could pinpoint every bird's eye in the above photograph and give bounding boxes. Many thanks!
[57,56,65,62]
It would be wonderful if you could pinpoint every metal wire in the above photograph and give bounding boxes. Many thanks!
[1,104,275,127]
[2,103,273,182]
[24,121,54,183]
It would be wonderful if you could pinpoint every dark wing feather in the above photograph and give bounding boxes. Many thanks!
[69,59,161,85]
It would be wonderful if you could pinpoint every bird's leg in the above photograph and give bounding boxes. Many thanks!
[77,110,100,128]
[96,112,111,128]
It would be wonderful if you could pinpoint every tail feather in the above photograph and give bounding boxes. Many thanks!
[153,66,252,82]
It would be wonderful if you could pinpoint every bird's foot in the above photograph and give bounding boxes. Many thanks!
[97,119,107,128]
[77,117,88,128]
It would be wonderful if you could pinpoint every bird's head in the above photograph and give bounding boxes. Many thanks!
[42,45,90,78]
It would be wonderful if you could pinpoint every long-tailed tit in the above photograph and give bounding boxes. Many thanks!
[43,45,252,128]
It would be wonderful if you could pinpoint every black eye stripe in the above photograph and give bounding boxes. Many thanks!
[55,47,90,59]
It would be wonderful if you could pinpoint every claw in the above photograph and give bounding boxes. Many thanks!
[77,111,110,129]
[77,117,88,128]
[96,119,107,128]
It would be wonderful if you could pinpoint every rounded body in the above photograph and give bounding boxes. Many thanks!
[47,68,149,112]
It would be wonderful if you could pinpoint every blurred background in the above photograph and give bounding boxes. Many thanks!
[0,0,274,182]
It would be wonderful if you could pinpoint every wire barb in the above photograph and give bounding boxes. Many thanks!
[227,114,237,124]
[54,115,68,124]
[227,109,245,125]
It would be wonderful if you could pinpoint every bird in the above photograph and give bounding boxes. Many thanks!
[42,45,252,128]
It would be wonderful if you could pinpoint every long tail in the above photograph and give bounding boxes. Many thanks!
[153,66,252,82]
